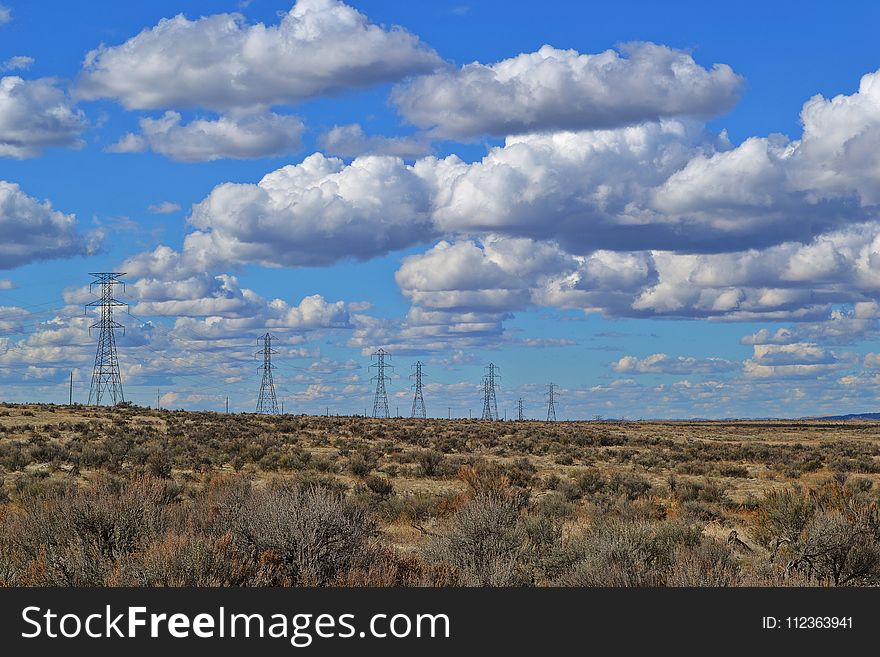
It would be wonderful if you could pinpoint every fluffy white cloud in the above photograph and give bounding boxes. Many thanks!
[108,111,304,161]
[0,6,10,26]
[0,56,34,72]
[129,273,265,318]
[395,237,571,312]
[173,294,350,337]
[77,0,442,110]
[740,327,796,345]
[347,307,507,356]
[422,68,880,254]
[791,71,880,204]
[147,67,880,279]
[123,264,352,339]
[748,342,837,367]
[612,353,737,375]
[427,121,723,252]
[176,153,435,269]
[0,76,88,158]
[319,123,430,158]
[0,315,96,371]
[0,181,97,269]
[628,220,880,318]
[393,43,742,139]
[743,342,849,379]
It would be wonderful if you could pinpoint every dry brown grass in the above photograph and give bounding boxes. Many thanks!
[0,402,878,586]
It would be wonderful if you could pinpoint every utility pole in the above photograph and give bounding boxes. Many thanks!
[481,363,499,420]
[157,388,160,411]
[69,371,73,406]
[255,333,279,414]
[448,406,451,419]
[546,383,558,422]
[410,361,426,419]
[517,397,524,421]
[226,396,229,414]
[370,348,392,418]
[281,400,284,415]
[85,272,127,406]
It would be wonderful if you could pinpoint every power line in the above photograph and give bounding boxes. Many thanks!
[85,272,127,406]
[256,332,279,414]
[546,382,557,422]
[370,348,392,418]
[481,362,499,420]
[410,360,426,419]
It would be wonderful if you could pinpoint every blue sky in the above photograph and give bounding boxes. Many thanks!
[3,0,880,418]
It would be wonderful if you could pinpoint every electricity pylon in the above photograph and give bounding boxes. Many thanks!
[410,361,426,419]
[255,332,279,414]
[481,362,499,420]
[546,383,558,422]
[517,397,525,421]
[85,272,127,406]
[371,348,392,418]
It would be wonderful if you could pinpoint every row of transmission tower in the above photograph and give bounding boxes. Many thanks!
[368,350,427,419]
[367,354,559,421]
[78,274,564,419]
[480,363,558,421]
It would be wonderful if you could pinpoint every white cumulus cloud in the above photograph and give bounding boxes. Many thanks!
[0,181,98,269]
[392,42,742,139]
[0,76,88,158]
[108,111,304,161]
[77,0,442,111]
[613,353,737,375]
[179,153,435,269]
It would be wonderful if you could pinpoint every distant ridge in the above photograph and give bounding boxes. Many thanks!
[806,412,880,421]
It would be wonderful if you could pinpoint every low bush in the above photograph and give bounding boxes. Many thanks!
[549,519,702,586]
[753,479,880,585]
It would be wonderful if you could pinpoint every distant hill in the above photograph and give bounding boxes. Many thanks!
[808,412,880,421]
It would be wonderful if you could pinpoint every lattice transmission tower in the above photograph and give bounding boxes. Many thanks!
[85,272,128,406]
[517,397,525,421]
[410,361,426,419]
[255,332,279,414]
[546,383,558,422]
[481,363,499,420]
[371,348,392,418]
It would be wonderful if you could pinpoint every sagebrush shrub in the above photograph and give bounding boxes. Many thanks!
[754,479,880,585]
[549,518,702,586]
[228,480,375,586]
[426,468,534,586]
